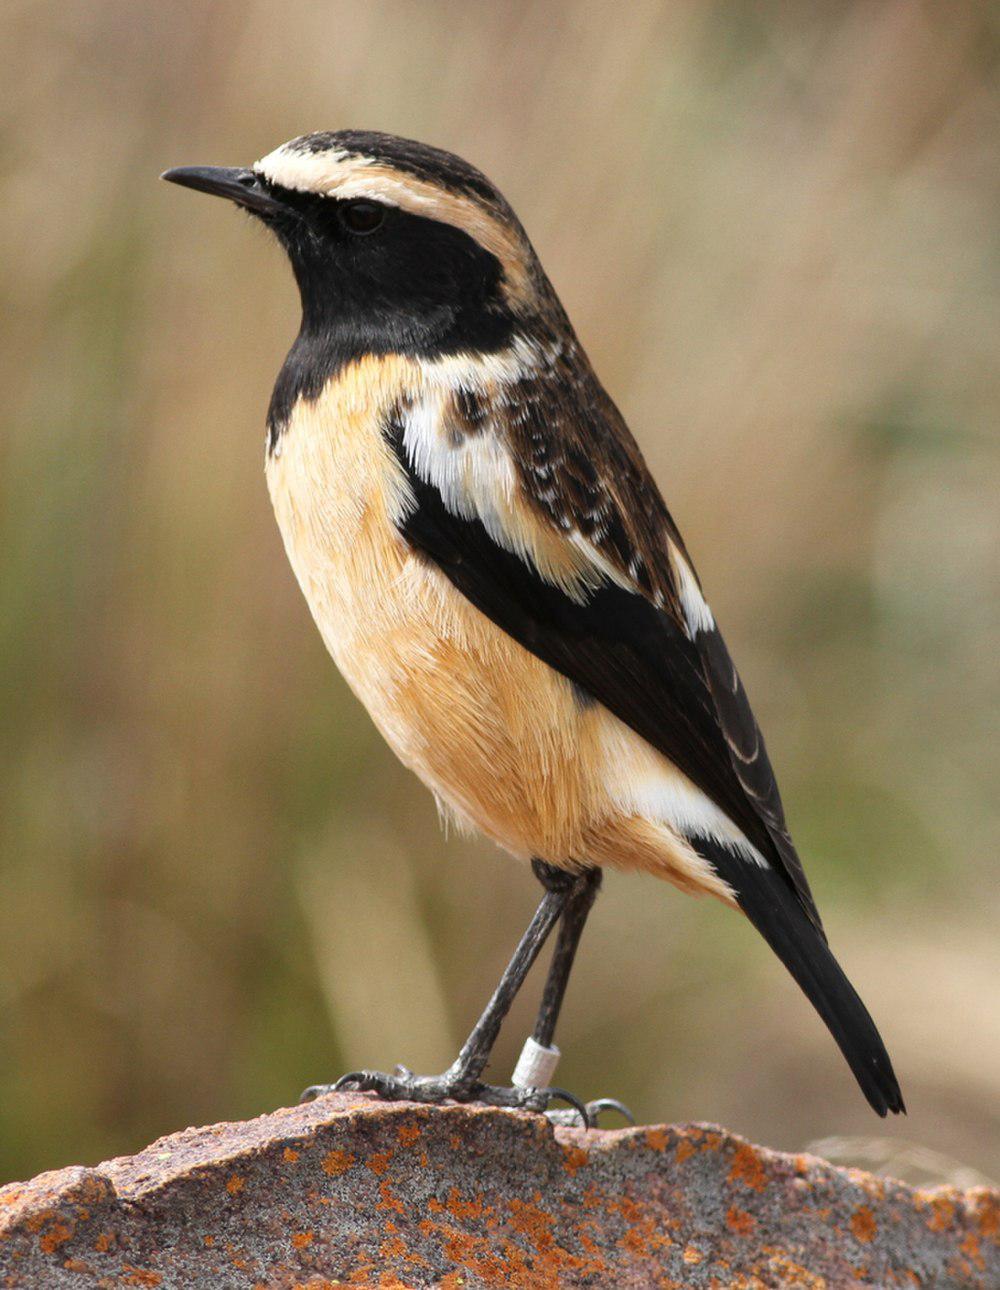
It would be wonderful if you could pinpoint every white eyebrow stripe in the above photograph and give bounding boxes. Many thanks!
[254,145,358,191]
[253,144,534,307]
[256,156,407,211]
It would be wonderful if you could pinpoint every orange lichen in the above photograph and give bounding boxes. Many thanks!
[762,1251,826,1288]
[607,1192,644,1226]
[39,1219,73,1253]
[618,1223,650,1258]
[321,1149,355,1176]
[682,1244,704,1264]
[119,1267,163,1287]
[283,1147,300,1163]
[225,1175,245,1196]
[727,1143,768,1192]
[926,1196,956,1232]
[613,1206,673,1262]
[578,1226,606,1261]
[93,1231,115,1253]
[960,1230,985,1271]
[508,1195,557,1252]
[726,1205,755,1237]
[417,1215,503,1281]
[291,1231,314,1249]
[443,1200,605,1286]
[561,1144,589,1176]
[25,1209,52,1235]
[347,1263,376,1284]
[442,1187,486,1222]
[379,1234,407,1259]
[397,1122,422,1147]
[367,1150,393,1176]
[850,1205,877,1244]
[675,1138,696,1165]
[645,1128,668,1152]
[376,1180,406,1215]
[62,1258,92,1275]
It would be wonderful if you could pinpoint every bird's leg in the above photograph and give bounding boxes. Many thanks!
[302,862,573,1108]
[510,864,634,1128]
[439,865,575,1089]
[532,863,602,1050]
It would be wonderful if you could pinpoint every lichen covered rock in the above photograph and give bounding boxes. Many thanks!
[0,1094,995,1287]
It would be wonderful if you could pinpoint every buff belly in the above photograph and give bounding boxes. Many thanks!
[265,365,734,903]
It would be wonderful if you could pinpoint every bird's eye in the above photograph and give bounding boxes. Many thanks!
[340,200,385,235]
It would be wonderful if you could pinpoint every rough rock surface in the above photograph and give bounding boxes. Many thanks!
[0,1094,995,1288]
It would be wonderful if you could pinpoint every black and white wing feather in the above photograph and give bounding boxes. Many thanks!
[392,351,822,924]
[382,348,903,1116]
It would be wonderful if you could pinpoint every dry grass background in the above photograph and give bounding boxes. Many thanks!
[1,0,998,1185]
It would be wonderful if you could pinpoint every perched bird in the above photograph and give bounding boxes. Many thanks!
[163,131,904,1124]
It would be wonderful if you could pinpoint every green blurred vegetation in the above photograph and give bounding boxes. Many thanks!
[1,0,997,1185]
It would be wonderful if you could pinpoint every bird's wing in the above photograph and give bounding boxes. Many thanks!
[385,355,823,934]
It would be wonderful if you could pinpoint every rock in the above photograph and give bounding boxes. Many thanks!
[0,1095,995,1288]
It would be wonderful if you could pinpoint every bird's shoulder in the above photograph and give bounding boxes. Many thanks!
[490,341,691,613]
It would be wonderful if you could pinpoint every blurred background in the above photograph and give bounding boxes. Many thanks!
[1,0,998,1187]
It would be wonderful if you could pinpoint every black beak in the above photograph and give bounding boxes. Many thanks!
[161,165,287,217]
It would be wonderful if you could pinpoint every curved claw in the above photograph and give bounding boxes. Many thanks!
[300,1083,336,1103]
[300,1072,385,1102]
[586,1097,635,1126]
[333,1071,372,1092]
[332,1070,417,1100]
[544,1085,594,1128]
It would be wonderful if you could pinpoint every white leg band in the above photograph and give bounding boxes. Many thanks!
[511,1036,561,1089]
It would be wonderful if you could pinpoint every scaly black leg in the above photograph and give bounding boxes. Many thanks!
[532,864,602,1048]
[302,861,580,1113]
[513,864,634,1128]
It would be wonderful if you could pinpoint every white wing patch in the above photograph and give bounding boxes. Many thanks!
[397,388,608,603]
[600,719,769,869]
[419,335,562,391]
[670,543,716,637]
[401,394,518,537]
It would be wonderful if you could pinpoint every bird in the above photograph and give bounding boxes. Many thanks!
[162,130,904,1125]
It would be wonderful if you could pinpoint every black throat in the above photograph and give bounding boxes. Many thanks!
[264,196,521,455]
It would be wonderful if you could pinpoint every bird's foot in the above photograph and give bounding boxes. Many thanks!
[301,1067,633,1129]
[302,1066,477,1109]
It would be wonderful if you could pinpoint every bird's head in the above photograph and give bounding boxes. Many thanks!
[163,130,558,366]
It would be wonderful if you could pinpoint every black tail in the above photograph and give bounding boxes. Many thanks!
[696,836,905,1116]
